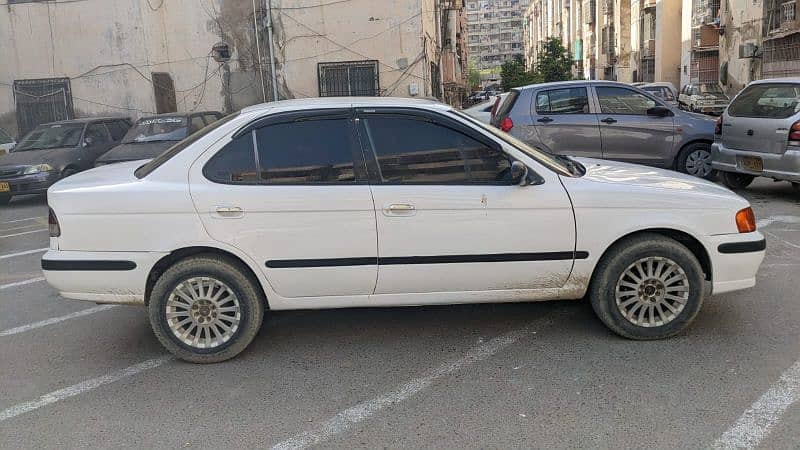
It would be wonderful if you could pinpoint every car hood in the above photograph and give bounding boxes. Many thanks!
[0,147,74,167]
[697,93,729,102]
[95,141,175,164]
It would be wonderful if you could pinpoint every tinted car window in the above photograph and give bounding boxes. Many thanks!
[363,116,511,184]
[85,123,110,144]
[492,89,519,125]
[255,118,357,184]
[203,134,260,184]
[728,83,800,119]
[643,86,675,101]
[106,121,129,141]
[123,116,188,144]
[15,123,84,151]
[204,114,222,124]
[190,116,206,134]
[536,87,589,114]
[0,129,12,144]
[596,87,656,115]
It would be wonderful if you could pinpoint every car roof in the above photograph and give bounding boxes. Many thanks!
[642,82,675,88]
[240,97,449,114]
[136,111,221,121]
[512,80,639,91]
[749,77,800,85]
[40,117,128,126]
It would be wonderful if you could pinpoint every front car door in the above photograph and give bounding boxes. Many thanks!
[531,85,602,158]
[593,85,675,167]
[82,122,114,165]
[355,108,576,295]
[189,109,378,299]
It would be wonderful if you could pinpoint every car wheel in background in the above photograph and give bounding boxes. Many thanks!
[677,143,715,179]
[720,172,755,190]
[148,255,265,363]
[588,233,707,340]
[0,194,11,205]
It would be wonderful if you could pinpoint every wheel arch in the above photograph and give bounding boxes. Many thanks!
[674,138,713,169]
[145,246,270,309]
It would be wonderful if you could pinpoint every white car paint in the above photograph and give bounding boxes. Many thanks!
[43,98,764,314]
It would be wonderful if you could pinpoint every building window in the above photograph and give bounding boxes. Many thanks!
[318,60,380,97]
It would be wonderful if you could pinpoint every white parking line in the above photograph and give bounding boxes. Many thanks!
[0,248,48,260]
[712,359,800,449]
[0,356,173,422]
[0,277,45,291]
[271,326,534,450]
[0,305,116,337]
[0,228,48,239]
[0,216,41,225]
[0,223,46,233]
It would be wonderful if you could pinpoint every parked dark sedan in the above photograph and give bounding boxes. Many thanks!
[94,111,223,167]
[0,117,131,204]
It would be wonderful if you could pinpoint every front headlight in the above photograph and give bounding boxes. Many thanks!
[23,164,54,175]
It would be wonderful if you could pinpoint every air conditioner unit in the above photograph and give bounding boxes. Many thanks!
[739,42,757,58]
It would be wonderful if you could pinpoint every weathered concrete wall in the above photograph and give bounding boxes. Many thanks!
[615,0,633,82]
[655,0,682,88]
[719,0,763,94]
[680,0,692,88]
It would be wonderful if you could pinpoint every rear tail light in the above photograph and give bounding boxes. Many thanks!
[500,117,514,132]
[789,121,800,142]
[48,208,61,237]
[714,116,723,135]
[735,207,756,233]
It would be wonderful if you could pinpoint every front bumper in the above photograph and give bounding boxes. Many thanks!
[712,142,800,182]
[0,171,61,196]
[707,232,766,294]
[42,250,168,305]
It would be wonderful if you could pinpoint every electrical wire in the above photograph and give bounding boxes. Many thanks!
[273,0,354,10]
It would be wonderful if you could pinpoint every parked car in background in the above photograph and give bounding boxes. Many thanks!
[712,78,800,191]
[679,82,730,115]
[95,112,223,167]
[43,97,765,363]
[0,128,15,155]
[462,93,508,124]
[491,80,717,178]
[641,82,679,107]
[0,117,131,205]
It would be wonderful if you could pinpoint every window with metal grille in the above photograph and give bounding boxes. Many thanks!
[318,61,380,97]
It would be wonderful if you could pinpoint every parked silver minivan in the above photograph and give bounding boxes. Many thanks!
[712,78,800,191]
[492,80,718,178]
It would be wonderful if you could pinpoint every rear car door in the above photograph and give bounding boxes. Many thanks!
[531,85,602,157]
[594,86,675,167]
[189,109,379,298]
[356,108,576,295]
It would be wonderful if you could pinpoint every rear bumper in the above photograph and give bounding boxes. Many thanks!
[0,171,61,196]
[712,143,800,182]
[707,232,766,295]
[42,250,167,305]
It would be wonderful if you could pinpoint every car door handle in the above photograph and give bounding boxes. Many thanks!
[215,206,244,218]
[537,117,553,123]
[600,117,617,124]
[383,203,416,216]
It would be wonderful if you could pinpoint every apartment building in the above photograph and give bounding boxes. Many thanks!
[0,0,468,137]
[466,0,528,70]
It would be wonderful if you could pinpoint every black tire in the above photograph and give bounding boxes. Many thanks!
[148,255,265,363]
[792,182,799,192]
[720,171,755,190]
[0,194,11,205]
[676,142,715,179]
[588,233,707,340]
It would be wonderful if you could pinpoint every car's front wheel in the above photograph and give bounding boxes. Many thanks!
[677,143,715,179]
[148,255,265,363]
[720,172,755,190]
[589,233,707,340]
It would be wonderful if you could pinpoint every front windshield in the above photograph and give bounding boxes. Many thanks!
[14,123,84,151]
[122,116,188,143]
[448,109,578,177]
[699,83,724,95]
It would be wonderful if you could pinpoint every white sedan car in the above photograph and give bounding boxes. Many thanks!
[43,98,765,363]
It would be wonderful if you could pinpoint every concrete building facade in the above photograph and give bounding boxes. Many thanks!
[466,0,527,70]
[0,0,468,138]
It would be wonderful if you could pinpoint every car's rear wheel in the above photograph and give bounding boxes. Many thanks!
[720,172,755,189]
[0,194,11,205]
[589,233,707,340]
[148,255,265,363]
[677,143,715,179]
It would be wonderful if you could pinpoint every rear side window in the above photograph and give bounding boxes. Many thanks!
[492,89,519,125]
[728,83,800,119]
[190,116,206,134]
[255,118,358,184]
[203,135,259,184]
[536,88,589,114]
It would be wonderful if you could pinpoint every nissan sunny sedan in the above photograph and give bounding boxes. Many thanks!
[42,98,766,363]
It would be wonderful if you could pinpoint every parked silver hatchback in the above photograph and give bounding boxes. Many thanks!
[492,81,718,178]
[712,78,800,191]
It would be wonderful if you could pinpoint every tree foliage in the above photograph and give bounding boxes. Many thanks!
[500,54,541,92]
[499,39,574,91]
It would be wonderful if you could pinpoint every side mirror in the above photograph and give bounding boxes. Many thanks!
[510,161,529,186]
[82,137,94,148]
[647,106,672,117]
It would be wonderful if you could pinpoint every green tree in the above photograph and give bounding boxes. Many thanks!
[533,37,573,82]
[468,64,481,89]
[500,54,541,91]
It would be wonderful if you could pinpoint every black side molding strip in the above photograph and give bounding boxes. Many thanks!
[266,251,589,268]
[718,239,766,254]
[42,260,137,271]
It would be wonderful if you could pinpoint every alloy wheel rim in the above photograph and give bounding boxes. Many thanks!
[615,256,689,327]
[166,277,241,349]
[685,150,712,176]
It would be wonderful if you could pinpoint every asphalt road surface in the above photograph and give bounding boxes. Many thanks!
[1,178,799,449]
